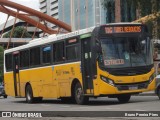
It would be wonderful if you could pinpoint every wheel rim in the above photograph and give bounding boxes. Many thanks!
[158,89,160,99]
[76,87,82,101]
[26,89,31,101]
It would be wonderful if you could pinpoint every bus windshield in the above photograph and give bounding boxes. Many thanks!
[100,37,153,68]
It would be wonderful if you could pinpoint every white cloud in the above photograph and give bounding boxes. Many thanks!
[0,0,39,24]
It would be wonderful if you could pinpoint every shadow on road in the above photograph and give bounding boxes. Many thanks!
[10,96,159,106]
[12,100,121,106]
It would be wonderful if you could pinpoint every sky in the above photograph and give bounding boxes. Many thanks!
[0,0,40,24]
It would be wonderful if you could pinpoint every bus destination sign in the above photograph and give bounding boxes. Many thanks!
[105,26,142,34]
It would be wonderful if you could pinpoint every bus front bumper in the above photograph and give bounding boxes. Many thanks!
[95,78,156,96]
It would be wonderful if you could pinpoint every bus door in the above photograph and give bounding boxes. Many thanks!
[81,37,93,94]
[12,51,21,97]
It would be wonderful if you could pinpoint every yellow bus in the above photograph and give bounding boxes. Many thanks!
[4,23,155,104]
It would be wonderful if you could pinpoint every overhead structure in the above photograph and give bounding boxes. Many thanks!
[0,0,72,49]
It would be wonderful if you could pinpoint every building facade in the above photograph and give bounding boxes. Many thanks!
[39,0,58,29]
[0,17,40,48]
[0,17,40,38]
[39,0,142,31]
[58,0,107,31]
[39,0,107,31]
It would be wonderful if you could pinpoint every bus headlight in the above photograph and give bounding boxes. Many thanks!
[149,73,155,83]
[100,75,114,86]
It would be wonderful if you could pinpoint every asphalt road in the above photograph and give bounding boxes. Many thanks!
[0,96,159,120]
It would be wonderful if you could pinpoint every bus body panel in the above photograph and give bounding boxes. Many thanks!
[4,73,15,97]
[93,66,155,96]
[52,62,82,98]
[4,62,82,99]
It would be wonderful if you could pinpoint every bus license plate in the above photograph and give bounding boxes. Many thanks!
[129,86,138,90]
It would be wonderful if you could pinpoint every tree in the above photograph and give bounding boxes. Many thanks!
[126,0,160,39]
[0,46,4,83]
[102,0,160,39]
[3,26,33,38]
[101,0,115,23]
[151,0,158,39]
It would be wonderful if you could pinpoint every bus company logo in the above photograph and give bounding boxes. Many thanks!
[71,67,75,75]
[2,112,11,117]
[56,70,62,76]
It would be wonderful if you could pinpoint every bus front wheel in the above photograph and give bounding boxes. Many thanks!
[3,95,7,98]
[117,94,131,103]
[25,85,34,103]
[158,88,160,100]
[74,82,89,105]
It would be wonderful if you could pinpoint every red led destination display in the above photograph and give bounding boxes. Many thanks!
[105,26,142,34]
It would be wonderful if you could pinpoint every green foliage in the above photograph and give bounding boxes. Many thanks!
[145,20,154,36]
[132,0,152,15]
[157,18,160,38]
[0,46,4,82]
[102,0,160,39]
[101,0,115,23]
[3,26,33,38]
[134,0,160,39]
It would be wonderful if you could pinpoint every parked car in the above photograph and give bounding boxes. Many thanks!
[0,83,7,98]
[155,75,160,100]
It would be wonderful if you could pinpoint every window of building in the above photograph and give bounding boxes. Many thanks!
[20,50,29,68]
[42,45,51,64]
[53,42,65,62]
[30,47,40,66]
[5,54,13,71]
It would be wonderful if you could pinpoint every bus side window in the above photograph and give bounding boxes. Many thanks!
[30,47,40,66]
[20,50,29,68]
[53,42,65,63]
[66,45,79,61]
[5,54,13,71]
[42,45,51,64]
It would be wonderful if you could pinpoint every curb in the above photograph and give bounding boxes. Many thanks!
[138,93,156,96]
[137,92,156,96]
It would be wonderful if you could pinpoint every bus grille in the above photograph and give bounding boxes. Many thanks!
[115,81,149,91]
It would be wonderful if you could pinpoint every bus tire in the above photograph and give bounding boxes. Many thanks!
[25,85,34,104]
[74,82,89,105]
[117,94,131,103]
[3,95,7,98]
[158,88,160,100]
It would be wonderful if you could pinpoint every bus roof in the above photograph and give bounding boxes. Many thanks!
[105,22,142,25]
[4,26,95,53]
[4,22,143,54]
